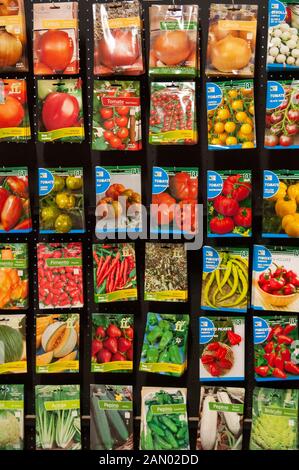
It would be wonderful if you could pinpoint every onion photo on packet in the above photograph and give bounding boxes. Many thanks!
[0,0,28,72]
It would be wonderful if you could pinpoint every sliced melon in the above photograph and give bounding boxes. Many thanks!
[36,334,42,349]
[36,351,53,366]
[42,322,77,358]
[56,351,77,362]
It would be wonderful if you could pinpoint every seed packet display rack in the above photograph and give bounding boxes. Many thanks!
[0,0,297,458]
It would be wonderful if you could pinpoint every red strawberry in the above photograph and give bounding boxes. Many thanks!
[124,327,134,340]
[126,347,133,361]
[96,326,106,338]
[111,352,125,361]
[117,337,132,353]
[97,348,111,363]
[92,339,103,357]
[106,324,122,338]
[103,337,118,354]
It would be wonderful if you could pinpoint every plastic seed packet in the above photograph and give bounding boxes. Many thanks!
[91,313,133,372]
[0,79,31,142]
[140,387,189,450]
[38,167,84,234]
[139,313,189,377]
[201,246,249,312]
[90,385,133,451]
[151,166,198,235]
[92,81,142,151]
[207,170,252,237]
[267,0,299,71]
[37,242,84,310]
[35,385,81,450]
[0,244,28,310]
[33,2,79,75]
[250,387,299,450]
[262,170,299,237]
[149,4,199,77]
[37,79,84,143]
[199,317,245,381]
[0,0,28,72]
[36,314,79,374]
[149,82,197,145]
[0,384,24,450]
[253,315,299,381]
[252,245,299,313]
[0,314,26,374]
[95,166,142,234]
[206,3,258,78]
[93,0,144,76]
[196,387,245,450]
[144,243,188,302]
[0,167,31,232]
[93,243,137,303]
[207,80,256,150]
[265,81,299,148]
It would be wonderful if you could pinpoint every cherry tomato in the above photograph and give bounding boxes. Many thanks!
[103,119,115,130]
[115,116,128,127]
[264,134,279,147]
[103,130,114,141]
[100,107,113,119]
[285,123,298,135]
[109,136,122,149]
[287,109,299,122]
[116,106,129,116]
[270,113,283,124]
[280,135,294,147]
[117,127,129,140]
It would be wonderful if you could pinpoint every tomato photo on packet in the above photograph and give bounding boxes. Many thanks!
[0,79,31,142]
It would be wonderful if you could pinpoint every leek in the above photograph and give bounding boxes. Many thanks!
[55,409,76,449]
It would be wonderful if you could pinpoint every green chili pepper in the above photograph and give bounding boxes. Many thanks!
[158,330,173,350]
[154,435,172,450]
[158,320,171,331]
[148,422,165,437]
[168,344,182,364]
[147,326,162,343]
[160,416,178,433]
[148,313,158,326]
[141,343,149,357]
[146,347,159,363]
[164,429,178,448]
[158,349,170,362]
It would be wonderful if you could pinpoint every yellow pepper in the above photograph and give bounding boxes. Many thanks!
[275,197,297,218]
[269,181,287,202]
[287,184,299,201]
[282,213,299,237]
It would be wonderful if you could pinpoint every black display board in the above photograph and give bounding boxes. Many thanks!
[0,0,298,462]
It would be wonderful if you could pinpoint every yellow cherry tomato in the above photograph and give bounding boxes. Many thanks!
[225,136,238,146]
[249,104,255,115]
[235,111,247,123]
[224,121,236,133]
[282,213,299,237]
[214,122,225,133]
[287,184,299,201]
[240,123,253,135]
[217,108,230,120]
[242,141,255,148]
[208,121,212,132]
[219,132,228,143]
[211,137,221,145]
[268,182,287,202]
[232,100,244,111]
[228,89,238,99]
[241,87,253,96]
[275,198,297,218]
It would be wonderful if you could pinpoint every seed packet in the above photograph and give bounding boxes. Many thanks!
[201,246,249,312]
[208,170,252,237]
[93,0,144,76]
[0,79,31,142]
[38,167,84,234]
[36,313,79,374]
[149,82,197,145]
[199,317,245,381]
[267,0,299,71]
[0,384,24,450]
[139,313,189,377]
[37,79,84,143]
[250,387,299,450]
[262,170,299,238]
[91,314,133,373]
[33,2,79,75]
[265,81,299,148]
[0,0,28,72]
[90,385,133,451]
[207,80,256,150]
[35,385,81,450]
[140,387,189,450]
[196,386,245,450]
[252,245,299,313]
[254,315,299,381]
[0,167,31,232]
[151,166,198,235]
[92,81,142,151]
[149,4,198,77]
[95,166,142,234]
[206,3,257,78]
[144,243,188,302]
[0,314,26,374]
[37,242,83,309]
[0,243,28,310]
[93,243,137,303]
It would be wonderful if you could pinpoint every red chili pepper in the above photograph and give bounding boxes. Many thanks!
[274,355,284,371]
[284,361,299,375]
[218,359,232,370]
[13,218,32,231]
[277,334,294,345]
[255,365,270,377]
[209,363,221,377]
[201,354,215,364]
[227,330,242,346]
[263,352,276,367]
[207,342,220,351]
[271,325,284,337]
[264,341,274,353]
[269,277,286,291]
[281,349,291,362]
[283,324,296,335]
[272,368,287,379]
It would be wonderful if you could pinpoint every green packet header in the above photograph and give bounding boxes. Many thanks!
[98,400,132,411]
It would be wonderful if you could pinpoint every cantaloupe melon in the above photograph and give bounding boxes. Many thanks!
[56,351,77,362]
[42,322,77,358]
[36,351,53,366]
[36,334,42,349]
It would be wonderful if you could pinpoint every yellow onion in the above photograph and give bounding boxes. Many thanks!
[153,30,192,66]
[211,35,251,73]
[0,30,22,67]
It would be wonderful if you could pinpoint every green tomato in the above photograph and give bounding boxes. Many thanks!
[41,206,59,222]
[66,176,82,190]
[55,214,72,233]
[55,192,76,209]
[53,176,65,192]
[38,81,56,101]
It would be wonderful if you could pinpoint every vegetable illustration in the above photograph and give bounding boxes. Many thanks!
[0,314,26,374]
[0,384,24,450]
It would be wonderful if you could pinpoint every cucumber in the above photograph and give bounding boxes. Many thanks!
[91,395,113,450]
[106,409,129,442]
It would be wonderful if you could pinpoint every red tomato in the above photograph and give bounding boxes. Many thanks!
[0,187,9,214]
[38,30,74,72]
[264,134,279,147]
[174,199,198,233]
[105,183,125,200]
[210,216,234,234]
[213,195,239,217]
[233,207,252,228]
[42,92,79,131]
[103,130,114,141]
[116,106,129,116]
[117,127,129,140]
[152,193,176,225]
[103,119,115,130]
[169,172,198,201]
[34,61,53,75]
[109,136,122,149]
[222,174,251,201]
[0,96,24,127]
[100,107,113,119]
[115,116,128,127]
